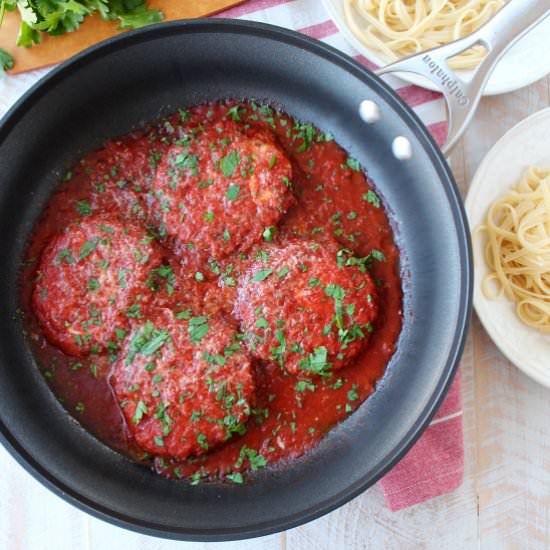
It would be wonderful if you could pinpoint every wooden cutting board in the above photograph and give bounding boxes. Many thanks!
[0,0,244,74]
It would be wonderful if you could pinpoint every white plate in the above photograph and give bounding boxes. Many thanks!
[322,0,550,96]
[465,108,550,388]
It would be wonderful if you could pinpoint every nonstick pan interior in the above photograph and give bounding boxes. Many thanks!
[0,20,471,541]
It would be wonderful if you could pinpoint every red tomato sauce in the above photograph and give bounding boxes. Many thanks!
[21,100,403,484]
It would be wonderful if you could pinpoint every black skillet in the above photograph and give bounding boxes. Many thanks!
[0,19,472,541]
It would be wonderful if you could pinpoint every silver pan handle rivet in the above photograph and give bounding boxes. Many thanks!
[392,136,412,160]
[359,100,380,124]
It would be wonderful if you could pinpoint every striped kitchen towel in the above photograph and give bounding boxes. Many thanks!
[218,0,463,513]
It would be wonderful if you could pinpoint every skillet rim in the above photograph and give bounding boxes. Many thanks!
[0,18,473,541]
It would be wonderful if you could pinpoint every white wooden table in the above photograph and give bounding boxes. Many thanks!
[1,69,549,549]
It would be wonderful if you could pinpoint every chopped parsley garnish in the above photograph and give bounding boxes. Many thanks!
[75,200,92,216]
[140,330,170,356]
[263,226,276,242]
[195,271,205,282]
[220,150,240,177]
[174,152,199,176]
[149,264,176,295]
[179,108,190,122]
[75,402,85,414]
[293,122,315,153]
[126,321,170,364]
[271,329,286,367]
[118,269,127,288]
[295,379,316,392]
[226,105,244,122]
[226,184,240,201]
[363,190,381,207]
[336,248,386,273]
[346,157,361,172]
[56,248,74,265]
[79,238,98,260]
[255,317,269,330]
[252,268,273,282]
[203,352,226,366]
[277,266,290,279]
[87,277,100,291]
[196,179,213,190]
[190,410,203,422]
[234,446,267,471]
[325,283,345,329]
[347,211,358,220]
[189,471,203,485]
[203,210,214,223]
[197,433,209,450]
[256,249,270,262]
[299,346,332,378]
[226,472,244,484]
[370,249,386,262]
[175,309,192,320]
[224,276,236,287]
[126,304,142,319]
[132,400,148,424]
[347,384,359,401]
[188,316,209,343]
[154,402,173,436]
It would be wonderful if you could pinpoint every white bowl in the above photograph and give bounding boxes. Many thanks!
[465,108,550,388]
[322,0,550,96]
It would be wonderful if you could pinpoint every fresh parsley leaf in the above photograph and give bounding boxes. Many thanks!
[363,190,381,208]
[220,151,240,177]
[299,346,332,378]
[0,48,14,75]
[56,248,74,265]
[140,329,170,356]
[226,184,240,201]
[132,400,148,424]
[234,446,267,471]
[227,472,244,484]
[347,384,359,401]
[75,200,92,216]
[5,1,163,50]
[277,266,289,279]
[126,321,169,364]
[226,105,244,122]
[252,268,273,282]
[188,316,209,343]
[295,379,316,392]
[87,277,100,291]
[263,226,276,242]
[79,238,98,260]
[175,309,192,320]
[346,157,361,172]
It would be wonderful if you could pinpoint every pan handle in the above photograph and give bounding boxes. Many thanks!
[375,1,550,156]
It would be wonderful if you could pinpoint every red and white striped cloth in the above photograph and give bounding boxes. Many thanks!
[217,0,463,512]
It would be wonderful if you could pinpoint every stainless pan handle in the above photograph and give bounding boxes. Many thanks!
[375,1,550,156]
